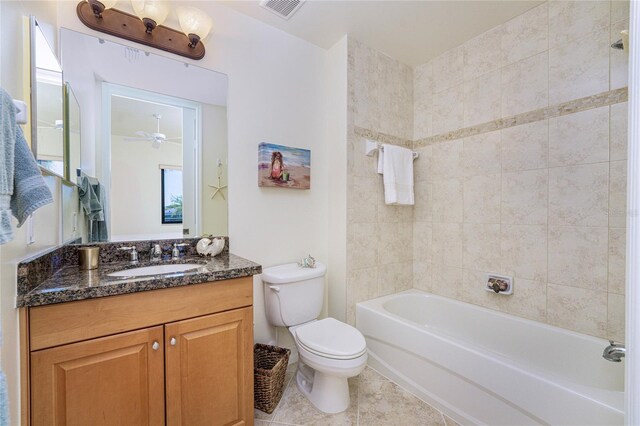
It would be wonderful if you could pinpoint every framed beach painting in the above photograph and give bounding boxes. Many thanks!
[258,143,311,189]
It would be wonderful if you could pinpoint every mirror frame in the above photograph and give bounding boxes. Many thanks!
[28,16,39,164]
[63,82,81,182]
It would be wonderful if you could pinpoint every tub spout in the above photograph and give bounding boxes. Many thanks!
[603,340,626,362]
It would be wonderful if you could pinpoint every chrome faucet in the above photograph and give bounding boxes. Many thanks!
[118,246,138,262]
[603,340,626,362]
[151,244,162,261]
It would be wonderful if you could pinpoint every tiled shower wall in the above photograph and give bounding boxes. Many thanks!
[411,0,629,340]
[346,1,629,340]
[346,39,414,324]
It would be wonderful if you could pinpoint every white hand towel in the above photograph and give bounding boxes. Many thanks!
[380,144,414,205]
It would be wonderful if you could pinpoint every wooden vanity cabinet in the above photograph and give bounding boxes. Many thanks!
[165,308,252,426]
[24,277,254,426]
[31,326,166,426]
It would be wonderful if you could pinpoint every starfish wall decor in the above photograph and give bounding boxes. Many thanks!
[209,161,227,200]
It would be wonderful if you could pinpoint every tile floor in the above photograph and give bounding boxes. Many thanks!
[255,363,460,426]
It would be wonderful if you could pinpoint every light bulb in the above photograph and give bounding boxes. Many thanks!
[131,0,169,33]
[177,6,213,48]
[87,0,118,18]
[101,0,118,8]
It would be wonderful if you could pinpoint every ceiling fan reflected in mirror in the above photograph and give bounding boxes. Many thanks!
[124,113,181,149]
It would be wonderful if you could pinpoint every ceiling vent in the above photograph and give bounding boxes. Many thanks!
[259,0,305,20]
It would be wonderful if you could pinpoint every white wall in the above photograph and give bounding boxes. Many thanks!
[110,134,183,240]
[325,37,348,322]
[201,104,229,236]
[61,180,85,243]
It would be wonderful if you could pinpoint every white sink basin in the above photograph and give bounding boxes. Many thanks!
[107,264,202,278]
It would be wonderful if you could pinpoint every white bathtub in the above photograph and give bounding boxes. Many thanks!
[356,290,624,425]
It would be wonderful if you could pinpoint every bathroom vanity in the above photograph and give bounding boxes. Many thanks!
[17,241,261,426]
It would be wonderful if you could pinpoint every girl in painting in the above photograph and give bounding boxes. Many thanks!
[270,151,284,180]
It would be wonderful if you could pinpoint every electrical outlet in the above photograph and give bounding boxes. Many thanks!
[73,212,78,232]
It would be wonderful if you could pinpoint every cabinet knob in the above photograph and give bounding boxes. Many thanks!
[170,337,177,346]
[152,341,160,351]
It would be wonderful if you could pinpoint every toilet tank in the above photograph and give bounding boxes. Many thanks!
[262,262,327,327]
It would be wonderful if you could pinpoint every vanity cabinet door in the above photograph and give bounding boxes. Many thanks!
[31,326,165,426]
[165,307,253,426]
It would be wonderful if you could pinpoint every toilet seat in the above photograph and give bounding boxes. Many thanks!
[294,318,367,360]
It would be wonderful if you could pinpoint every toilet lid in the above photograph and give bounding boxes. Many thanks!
[295,318,366,359]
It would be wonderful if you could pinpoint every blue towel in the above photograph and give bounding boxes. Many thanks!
[0,88,16,244]
[0,371,8,426]
[79,175,109,242]
[0,87,53,244]
[0,308,7,426]
[10,125,53,226]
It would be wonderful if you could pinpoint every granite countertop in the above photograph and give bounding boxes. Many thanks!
[17,253,262,307]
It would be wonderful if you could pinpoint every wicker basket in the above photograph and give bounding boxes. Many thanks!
[254,343,291,414]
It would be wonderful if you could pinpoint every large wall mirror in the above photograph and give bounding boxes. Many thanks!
[30,17,65,177]
[60,28,228,243]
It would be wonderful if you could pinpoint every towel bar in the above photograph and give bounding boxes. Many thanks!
[364,140,418,159]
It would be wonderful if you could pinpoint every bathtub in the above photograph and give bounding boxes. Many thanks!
[356,290,624,425]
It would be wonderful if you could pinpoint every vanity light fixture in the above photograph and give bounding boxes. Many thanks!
[76,0,209,60]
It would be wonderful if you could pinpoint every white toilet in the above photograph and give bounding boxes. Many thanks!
[262,261,367,414]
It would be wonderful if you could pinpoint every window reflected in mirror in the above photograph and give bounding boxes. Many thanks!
[161,168,183,225]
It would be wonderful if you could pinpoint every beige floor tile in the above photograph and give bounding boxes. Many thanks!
[262,364,445,426]
[358,365,392,385]
[358,379,445,426]
[271,375,359,425]
[255,408,275,422]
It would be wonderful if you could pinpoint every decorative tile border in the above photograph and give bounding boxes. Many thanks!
[354,87,627,150]
[353,126,412,148]
[414,87,628,148]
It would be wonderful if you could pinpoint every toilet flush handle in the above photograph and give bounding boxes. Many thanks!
[269,286,280,293]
